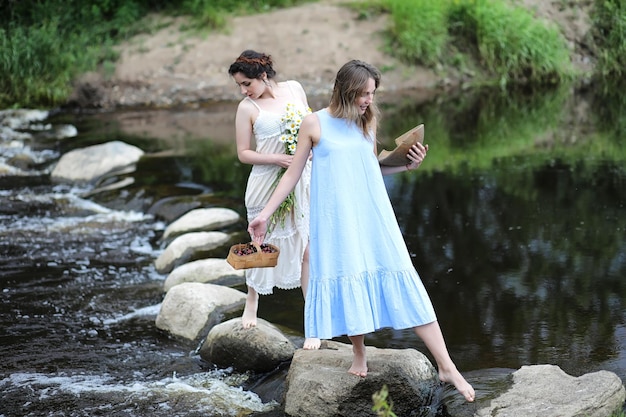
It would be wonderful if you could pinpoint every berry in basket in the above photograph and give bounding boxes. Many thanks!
[227,241,280,270]
[233,243,277,256]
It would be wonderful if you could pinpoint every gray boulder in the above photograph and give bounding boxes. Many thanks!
[161,207,241,241]
[51,140,143,183]
[199,317,297,373]
[163,258,244,292]
[474,364,626,417]
[148,195,218,222]
[154,231,230,274]
[284,341,439,417]
[155,282,245,341]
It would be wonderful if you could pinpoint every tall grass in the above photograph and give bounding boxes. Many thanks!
[452,0,573,86]
[2,0,622,108]
[0,0,314,108]
[0,0,147,108]
[0,20,117,107]
[386,0,450,67]
[378,0,573,86]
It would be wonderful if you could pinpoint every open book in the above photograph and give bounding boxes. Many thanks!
[377,124,424,166]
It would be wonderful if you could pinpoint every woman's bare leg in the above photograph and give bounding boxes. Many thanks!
[347,334,368,377]
[300,244,321,350]
[241,286,258,329]
[413,321,475,402]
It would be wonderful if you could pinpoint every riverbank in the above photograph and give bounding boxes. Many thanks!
[68,0,595,109]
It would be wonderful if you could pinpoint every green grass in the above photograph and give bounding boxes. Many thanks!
[351,0,625,86]
[386,0,450,67]
[350,0,574,87]
[372,385,397,417]
[0,20,114,107]
[0,0,315,108]
[450,0,574,86]
[1,0,625,107]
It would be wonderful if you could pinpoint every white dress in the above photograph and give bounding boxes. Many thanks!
[244,81,311,294]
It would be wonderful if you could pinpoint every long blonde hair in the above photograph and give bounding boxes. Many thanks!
[328,60,381,139]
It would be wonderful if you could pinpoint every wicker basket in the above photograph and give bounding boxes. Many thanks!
[226,241,280,270]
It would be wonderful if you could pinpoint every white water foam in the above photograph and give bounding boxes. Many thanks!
[1,370,277,416]
[102,303,162,325]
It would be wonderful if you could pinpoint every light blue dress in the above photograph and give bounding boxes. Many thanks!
[305,109,436,339]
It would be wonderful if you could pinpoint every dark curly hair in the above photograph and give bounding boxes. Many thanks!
[228,50,277,80]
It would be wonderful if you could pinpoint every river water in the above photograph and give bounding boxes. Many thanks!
[1,84,625,416]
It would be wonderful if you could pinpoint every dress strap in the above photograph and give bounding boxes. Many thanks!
[245,96,262,111]
[286,80,303,106]
[286,80,296,97]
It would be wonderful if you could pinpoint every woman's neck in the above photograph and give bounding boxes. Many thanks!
[260,79,279,99]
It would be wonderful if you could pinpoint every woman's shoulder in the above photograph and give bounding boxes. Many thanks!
[281,79,306,94]
[281,79,303,87]
[302,110,322,127]
[236,96,258,111]
[235,97,261,122]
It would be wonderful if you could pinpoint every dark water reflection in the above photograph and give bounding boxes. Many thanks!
[1,83,625,416]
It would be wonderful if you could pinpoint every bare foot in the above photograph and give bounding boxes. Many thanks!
[241,290,258,329]
[348,341,368,377]
[348,360,368,377]
[303,337,321,350]
[439,369,475,402]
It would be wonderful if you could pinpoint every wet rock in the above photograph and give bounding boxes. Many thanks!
[148,196,204,222]
[284,341,439,417]
[162,207,240,241]
[154,231,230,274]
[7,153,36,171]
[50,140,144,184]
[199,317,297,373]
[163,258,244,292]
[474,364,626,417]
[0,109,49,129]
[31,123,78,140]
[84,177,135,197]
[155,282,245,340]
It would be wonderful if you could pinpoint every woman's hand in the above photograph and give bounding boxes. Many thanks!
[274,154,294,168]
[248,216,268,244]
[406,143,429,171]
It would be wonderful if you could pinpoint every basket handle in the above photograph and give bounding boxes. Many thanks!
[250,241,262,253]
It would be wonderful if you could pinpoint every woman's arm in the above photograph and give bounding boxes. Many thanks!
[235,100,293,168]
[378,142,429,175]
[248,113,319,242]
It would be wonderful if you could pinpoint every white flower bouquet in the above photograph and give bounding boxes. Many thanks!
[268,102,311,231]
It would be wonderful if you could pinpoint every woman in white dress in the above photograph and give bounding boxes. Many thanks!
[228,50,320,350]
[248,60,475,402]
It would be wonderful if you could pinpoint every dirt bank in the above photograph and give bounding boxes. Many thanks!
[69,0,594,109]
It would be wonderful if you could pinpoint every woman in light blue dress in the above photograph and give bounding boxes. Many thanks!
[248,60,475,402]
